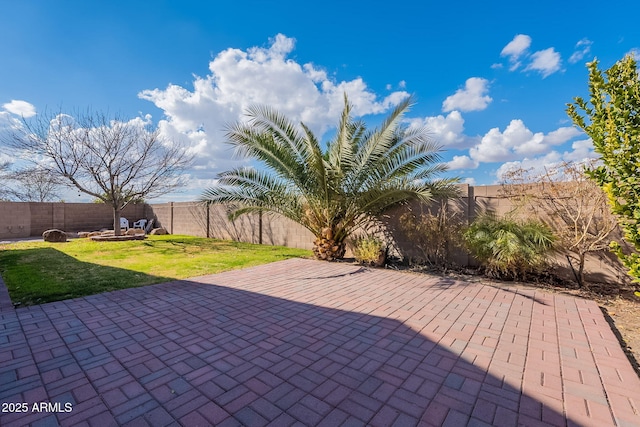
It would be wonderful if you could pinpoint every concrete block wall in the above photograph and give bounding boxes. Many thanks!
[145,202,314,249]
[472,184,517,218]
[145,203,171,233]
[0,202,31,239]
[0,202,149,239]
[207,204,260,243]
[260,213,314,250]
[383,186,472,266]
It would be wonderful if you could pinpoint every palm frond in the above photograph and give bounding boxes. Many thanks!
[203,94,455,260]
[226,124,306,186]
[327,97,359,175]
[245,104,309,165]
[351,97,413,177]
[299,123,330,199]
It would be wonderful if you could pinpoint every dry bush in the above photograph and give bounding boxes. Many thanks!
[500,161,619,287]
[398,200,464,269]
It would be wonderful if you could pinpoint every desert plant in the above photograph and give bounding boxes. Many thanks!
[398,200,464,268]
[201,95,457,261]
[352,235,387,266]
[463,214,555,280]
[500,161,618,287]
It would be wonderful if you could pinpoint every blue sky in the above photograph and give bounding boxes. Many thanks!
[1,0,639,201]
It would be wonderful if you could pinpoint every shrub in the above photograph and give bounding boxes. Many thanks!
[352,235,387,266]
[567,54,640,282]
[463,214,555,280]
[499,161,618,287]
[398,201,464,268]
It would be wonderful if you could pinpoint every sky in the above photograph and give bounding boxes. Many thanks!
[1,0,639,202]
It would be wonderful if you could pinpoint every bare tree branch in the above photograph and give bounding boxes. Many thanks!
[500,160,619,287]
[5,110,193,235]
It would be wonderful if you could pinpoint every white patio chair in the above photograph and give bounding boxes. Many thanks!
[120,217,129,231]
[133,219,147,229]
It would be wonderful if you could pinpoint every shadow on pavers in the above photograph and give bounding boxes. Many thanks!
[0,270,603,426]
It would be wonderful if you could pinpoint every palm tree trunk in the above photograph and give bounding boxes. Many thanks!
[312,227,346,261]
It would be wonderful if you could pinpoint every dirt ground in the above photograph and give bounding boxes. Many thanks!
[596,294,640,374]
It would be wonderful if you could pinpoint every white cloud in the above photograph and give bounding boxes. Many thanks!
[139,34,409,173]
[495,152,562,182]
[0,112,26,163]
[627,48,640,61]
[500,34,532,71]
[387,80,407,91]
[469,120,536,162]
[406,110,475,149]
[442,78,492,112]
[562,138,596,162]
[463,177,476,186]
[525,48,562,78]
[568,38,593,64]
[544,126,582,145]
[447,155,479,170]
[2,100,36,118]
[469,120,582,163]
[493,138,598,182]
[499,35,562,78]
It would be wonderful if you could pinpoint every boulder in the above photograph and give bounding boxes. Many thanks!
[126,228,145,236]
[149,228,168,235]
[87,231,103,237]
[90,234,146,242]
[42,229,67,243]
[77,232,90,238]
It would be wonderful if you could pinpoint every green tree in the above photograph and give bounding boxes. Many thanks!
[567,54,640,281]
[202,96,456,261]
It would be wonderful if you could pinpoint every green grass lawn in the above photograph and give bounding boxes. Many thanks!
[0,235,310,306]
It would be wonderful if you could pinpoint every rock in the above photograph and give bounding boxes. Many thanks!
[77,232,90,238]
[126,228,145,236]
[42,229,67,243]
[87,231,102,237]
[90,234,146,242]
[149,228,168,235]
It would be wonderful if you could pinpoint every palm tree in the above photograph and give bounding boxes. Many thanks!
[462,214,555,279]
[201,96,456,261]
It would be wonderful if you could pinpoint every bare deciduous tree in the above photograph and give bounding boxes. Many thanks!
[0,161,11,200]
[500,161,619,287]
[2,166,65,202]
[7,111,193,235]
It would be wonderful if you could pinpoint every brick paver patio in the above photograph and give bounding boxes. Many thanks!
[1,258,639,426]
